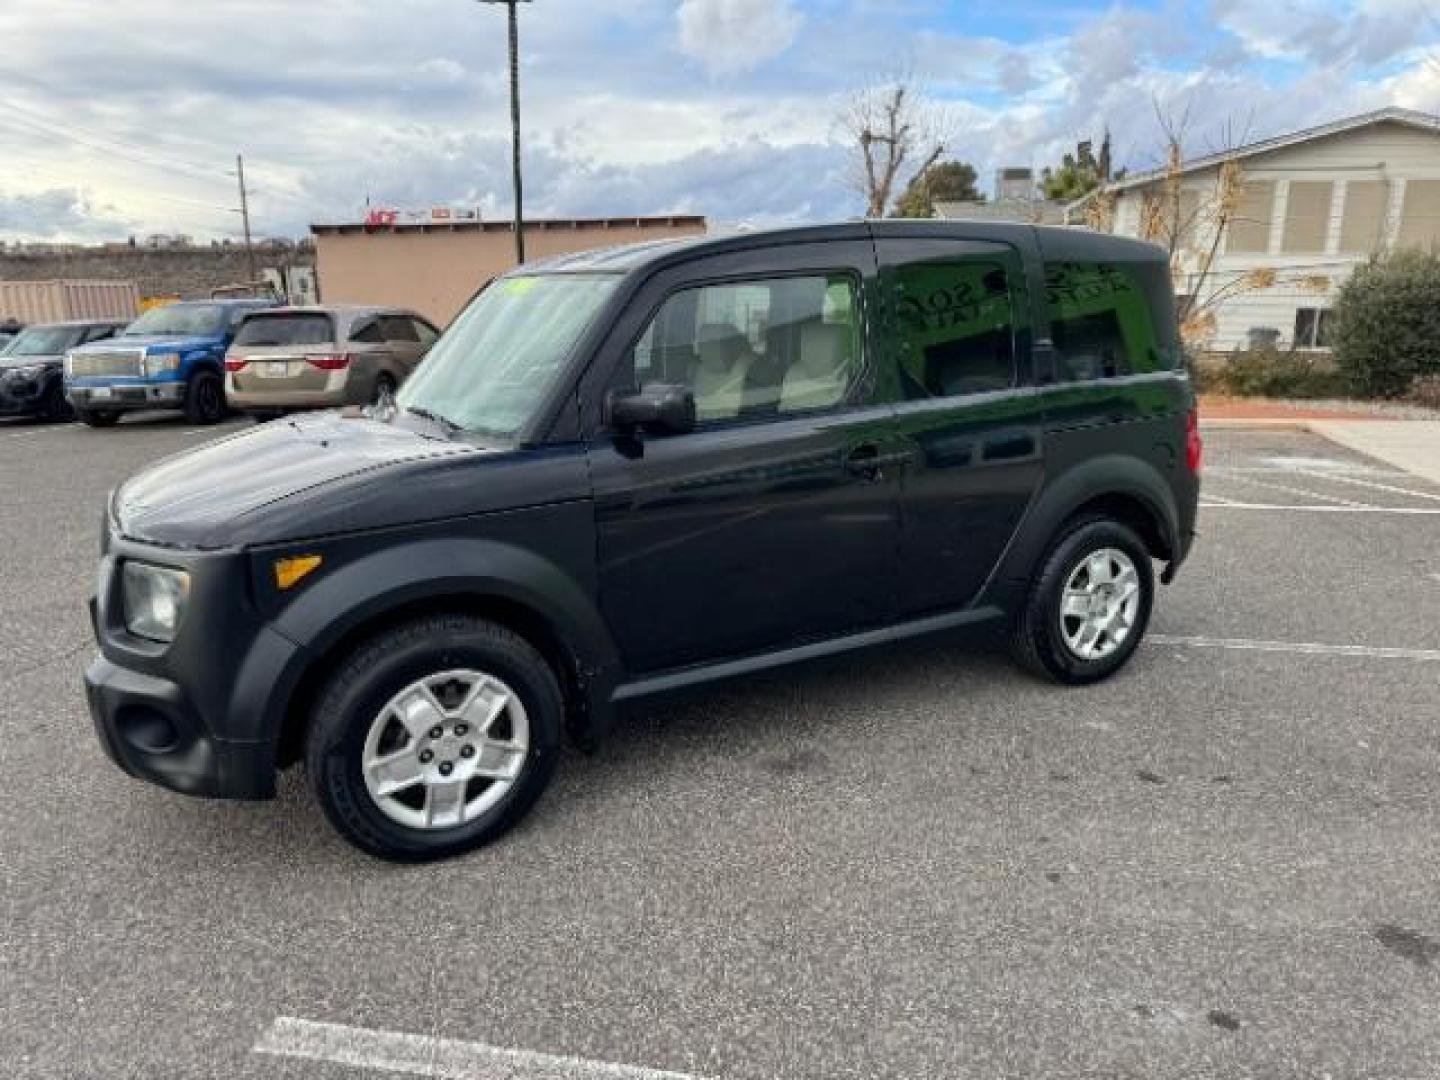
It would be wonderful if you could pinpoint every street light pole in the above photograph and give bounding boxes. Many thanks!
[480,0,531,265]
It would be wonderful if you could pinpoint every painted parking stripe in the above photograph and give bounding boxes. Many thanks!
[1287,468,1440,503]
[254,1017,710,1080]
[1151,634,1440,662]
[1,424,76,439]
[1211,471,1374,508]
[1199,501,1440,515]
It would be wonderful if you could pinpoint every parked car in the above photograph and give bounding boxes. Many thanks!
[225,305,440,415]
[84,222,1200,861]
[0,319,128,421]
[64,298,277,427]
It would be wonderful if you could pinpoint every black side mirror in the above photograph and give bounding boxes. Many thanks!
[607,383,696,436]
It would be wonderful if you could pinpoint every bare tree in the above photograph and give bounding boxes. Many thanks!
[1133,100,1327,346]
[840,73,948,218]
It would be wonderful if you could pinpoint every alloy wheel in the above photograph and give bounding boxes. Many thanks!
[1058,547,1142,661]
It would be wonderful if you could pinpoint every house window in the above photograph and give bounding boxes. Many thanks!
[1340,180,1390,253]
[1397,178,1440,249]
[1281,181,1333,253]
[1226,181,1275,254]
[1294,308,1333,349]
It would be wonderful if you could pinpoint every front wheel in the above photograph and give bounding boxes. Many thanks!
[1012,516,1155,684]
[40,384,75,423]
[183,370,226,424]
[305,615,562,861]
[78,409,120,428]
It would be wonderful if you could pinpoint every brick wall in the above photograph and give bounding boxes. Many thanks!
[0,246,315,301]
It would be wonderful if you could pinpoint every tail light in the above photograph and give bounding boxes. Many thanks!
[1184,407,1203,474]
[306,353,352,371]
[223,356,248,373]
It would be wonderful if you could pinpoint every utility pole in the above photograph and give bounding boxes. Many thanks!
[480,0,531,264]
[235,153,257,283]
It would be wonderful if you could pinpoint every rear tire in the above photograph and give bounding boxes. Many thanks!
[372,372,397,407]
[305,615,563,862]
[78,409,120,428]
[1012,515,1154,685]
[40,384,75,423]
[183,370,226,424]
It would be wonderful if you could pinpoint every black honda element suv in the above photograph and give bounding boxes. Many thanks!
[86,222,1200,861]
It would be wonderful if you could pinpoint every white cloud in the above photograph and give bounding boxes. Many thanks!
[675,0,803,76]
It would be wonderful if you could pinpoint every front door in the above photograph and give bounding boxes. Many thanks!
[874,235,1047,616]
[585,243,903,674]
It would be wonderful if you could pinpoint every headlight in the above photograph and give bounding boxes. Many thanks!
[63,353,74,378]
[142,352,182,377]
[121,562,190,642]
[9,364,42,379]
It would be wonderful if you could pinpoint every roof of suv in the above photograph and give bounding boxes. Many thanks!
[520,220,1167,276]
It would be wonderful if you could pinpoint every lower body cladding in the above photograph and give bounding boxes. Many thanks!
[69,380,185,413]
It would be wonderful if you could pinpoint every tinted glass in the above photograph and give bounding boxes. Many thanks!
[234,313,334,346]
[397,274,620,437]
[628,273,862,422]
[350,319,384,343]
[1045,262,1175,380]
[891,258,1016,398]
[380,315,420,343]
[0,324,82,359]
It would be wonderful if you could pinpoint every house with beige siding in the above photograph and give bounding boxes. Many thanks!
[1073,108,1440,350]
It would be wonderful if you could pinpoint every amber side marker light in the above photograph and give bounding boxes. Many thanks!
[274,554,323,591]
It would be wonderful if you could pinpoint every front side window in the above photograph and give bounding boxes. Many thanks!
[1045,261,1173,380]
[0,324,82,362]
[625,273,862,422]
[397,273,620,438]
[890,257,1017,398]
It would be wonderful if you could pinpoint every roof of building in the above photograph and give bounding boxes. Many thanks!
[1090,106,1440,201]
[934,199,1069,225]
[310,214,707,236]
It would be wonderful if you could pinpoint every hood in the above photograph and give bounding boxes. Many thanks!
[114,411,479,548]
[75,333,226,354]
[0,353,63,368]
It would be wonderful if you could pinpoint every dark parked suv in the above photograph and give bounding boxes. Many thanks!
[85,222,1200,861]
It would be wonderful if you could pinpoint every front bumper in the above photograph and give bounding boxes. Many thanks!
[229,386,353,411]
[85,654,274,799]
[69,380,185,412]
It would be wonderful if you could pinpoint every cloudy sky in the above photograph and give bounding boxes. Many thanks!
[2,0,1438,242]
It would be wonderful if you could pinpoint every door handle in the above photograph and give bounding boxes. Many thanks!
[844,445,913,477]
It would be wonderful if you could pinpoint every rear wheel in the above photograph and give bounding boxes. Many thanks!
[183,370,226,424]
[372,372,397,407]
[78,409,120,428]
[1012,516,1154,684]
[305,615,562,861]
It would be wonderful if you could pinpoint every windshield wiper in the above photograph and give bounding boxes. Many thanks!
[403,405,463,435]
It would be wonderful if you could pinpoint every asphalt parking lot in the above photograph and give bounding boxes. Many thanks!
[3,412,1438,1080]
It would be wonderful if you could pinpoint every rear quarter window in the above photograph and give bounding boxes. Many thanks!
[234,314,335,347]
[1044,261,1179,380]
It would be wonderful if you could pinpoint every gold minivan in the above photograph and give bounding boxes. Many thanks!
[225,305,440,414]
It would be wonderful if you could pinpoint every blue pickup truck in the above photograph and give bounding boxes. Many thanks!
[65,298,276,427]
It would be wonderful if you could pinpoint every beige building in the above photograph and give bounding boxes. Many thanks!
[311,215,707,325]
[1073,107,1440,350]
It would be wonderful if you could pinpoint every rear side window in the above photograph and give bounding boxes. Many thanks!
[890,257,1017,398]
[1044,262,1176,380]
[234,314,335,347]
[413,319,439,346]
[380,315,420,343]
[350,318,384,344]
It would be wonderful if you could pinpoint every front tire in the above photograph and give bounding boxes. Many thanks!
[78,409,120,428]
[1012,516,1154,684]
[305,615,562,862]
[183,370,226,424]
[40,384,75,422]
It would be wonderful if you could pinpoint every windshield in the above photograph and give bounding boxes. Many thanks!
[1,325,81,361]
[122,303,230,338]
[234,313,334,347]
[396,274,620,437]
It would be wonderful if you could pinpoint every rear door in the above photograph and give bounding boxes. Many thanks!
[583,240,904,674]
[874,234,1047,616]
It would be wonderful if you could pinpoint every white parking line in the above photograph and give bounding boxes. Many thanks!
[1288,468,1440,503]
[1210,470,1374,508]
[1,424,75,439]
[254,1017,710,1080]
[1150,634,1440,662]
[1199,501,1440,514]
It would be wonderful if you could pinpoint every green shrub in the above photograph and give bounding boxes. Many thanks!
[1220,347,1350,399]
[1332,249,1440,398]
